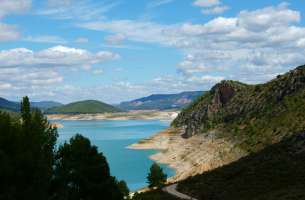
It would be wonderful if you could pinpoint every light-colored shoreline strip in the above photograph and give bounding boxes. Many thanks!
[46,110,179,121]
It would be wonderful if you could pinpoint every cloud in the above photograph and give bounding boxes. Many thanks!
[105,34,126,45]
[2,2,305,102]
[92,69,103,75]
[201,5,229,15]
[0,0,31,41]
[38,0,120,21]
[79,3,305,86]
[147,0,175,8]
[238,3,300,31]
[23,35,67,44]
[0,23,20,41]
[0,45,120,101]
[79,20,173,44]
[0,45,119,69]
[193,0,229,15]
[0,67,64,100]
[0,83,13,90]
[193,0,220,7]
[0,0,31,18]
[75,37,89,43]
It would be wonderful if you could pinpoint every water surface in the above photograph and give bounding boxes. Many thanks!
[54,119,175,191]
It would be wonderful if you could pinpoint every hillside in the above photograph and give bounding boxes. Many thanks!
[0,97,19,112]
[134,65,305,200]
[0,97,62,112]
[31,101,63,111]
[172,65,305,152]
[177,133,305,200]
[119,91,204,110]
[46,100,121,114]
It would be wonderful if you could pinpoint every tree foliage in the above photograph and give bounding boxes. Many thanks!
[0,97,127,200]
[0,96,58,200]
[147,163,167,189]
[50,134,124,200]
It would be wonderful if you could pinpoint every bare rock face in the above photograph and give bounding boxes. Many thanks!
[174,81,244,138]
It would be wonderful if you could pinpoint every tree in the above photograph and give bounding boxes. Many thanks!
[118,180,130,199]
[21,96,31,133]
[51,134,124,200]
[0,97,127,200]
[0,97,58,200]
[147,163,167,189]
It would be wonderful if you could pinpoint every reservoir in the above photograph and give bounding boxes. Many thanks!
[53,119,175,191]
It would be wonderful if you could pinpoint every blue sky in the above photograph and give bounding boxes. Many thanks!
[0,0,305,103]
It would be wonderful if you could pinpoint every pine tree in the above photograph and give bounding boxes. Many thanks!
[0,97,58,200]
[51,134,124,200]
[147,163,167,189]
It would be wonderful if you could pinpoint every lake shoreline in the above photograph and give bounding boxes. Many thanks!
[47,110,179,121]
[128,127,246,184]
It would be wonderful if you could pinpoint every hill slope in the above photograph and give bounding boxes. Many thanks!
[0,97,19,112]
[135,65,305,199]
[172,65,305,152]
[31,101,63,111]
[46,100,121,114]
[177,133,305,200]
[0,97,62,112]
[119,91,205,110]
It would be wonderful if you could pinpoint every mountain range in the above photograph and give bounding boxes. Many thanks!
[1,91,205,114]
[119,91,205,110]
[0,97,62,112]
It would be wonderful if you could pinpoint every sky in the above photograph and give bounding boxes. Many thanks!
[1,0,305,104]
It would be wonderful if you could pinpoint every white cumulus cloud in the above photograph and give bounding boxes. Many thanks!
[0,45,119,69]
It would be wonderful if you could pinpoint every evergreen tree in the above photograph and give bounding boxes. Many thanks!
[51,134,124,200]
[147,163,167,189]
[118,180,130,199]
[0,97,58,200]
[21,96,31,132]
[0,97,126,200]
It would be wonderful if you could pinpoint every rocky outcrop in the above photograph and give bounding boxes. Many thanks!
[172,65,305,144]
[172,81,247,138]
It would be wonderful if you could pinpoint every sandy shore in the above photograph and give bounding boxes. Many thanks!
[129,128,246,183]
[47,110,179,121]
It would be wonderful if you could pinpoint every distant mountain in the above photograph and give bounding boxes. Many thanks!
[0,97,62,112]
[31,101,63,111]
[46,100,121,114]
[119,91,205,110]
[0,97,19,112]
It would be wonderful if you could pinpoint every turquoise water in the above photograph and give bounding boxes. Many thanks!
[53,119,175,191]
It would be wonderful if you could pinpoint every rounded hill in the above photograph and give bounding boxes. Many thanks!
[46,100,121,114]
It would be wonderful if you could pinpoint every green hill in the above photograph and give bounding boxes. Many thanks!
[46,100,121,114]
[172,65,305,152]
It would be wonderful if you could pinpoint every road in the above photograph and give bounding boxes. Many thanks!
[163,184,198,200]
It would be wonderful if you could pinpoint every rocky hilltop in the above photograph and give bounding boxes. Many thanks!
[172,65,305,152]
